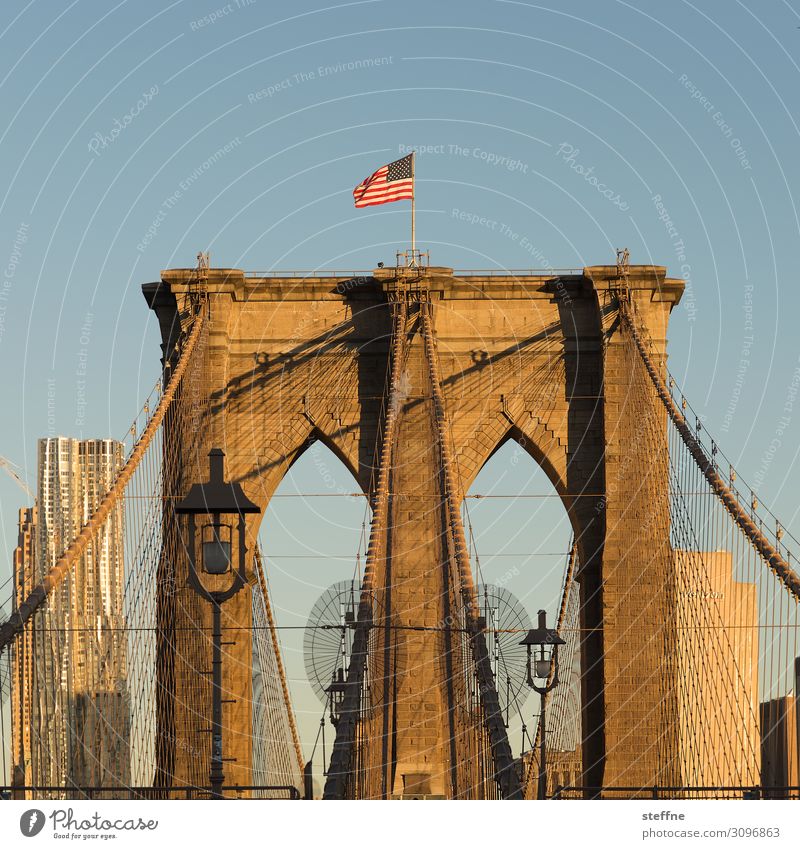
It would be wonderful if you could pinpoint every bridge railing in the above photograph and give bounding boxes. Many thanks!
[0,785,302,800]
[240,267,585,279]
[552,785,800,800]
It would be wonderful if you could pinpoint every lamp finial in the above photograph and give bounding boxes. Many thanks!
[209,448,225,483]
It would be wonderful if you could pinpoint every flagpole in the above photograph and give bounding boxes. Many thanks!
[411,151,416,260]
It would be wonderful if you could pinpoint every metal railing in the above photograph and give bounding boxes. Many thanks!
[241,268,585,279]
[0,785,302,800]
[553,785,800,800]
[243,270,374,278]
[454,268,584,277]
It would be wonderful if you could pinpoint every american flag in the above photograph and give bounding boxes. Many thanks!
[353,154,414,208]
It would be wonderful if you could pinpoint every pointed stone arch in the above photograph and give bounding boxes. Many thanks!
[284,426,364,494]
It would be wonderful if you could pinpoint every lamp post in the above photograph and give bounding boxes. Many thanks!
[175,448,260,799]
[326,667,347,727]
[520,609,565,800]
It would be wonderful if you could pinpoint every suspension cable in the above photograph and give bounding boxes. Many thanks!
[253,545,304,776]
[323,297,408,799]
[420,299,523,800]
[620,300,800,601]
[0,300,208,652]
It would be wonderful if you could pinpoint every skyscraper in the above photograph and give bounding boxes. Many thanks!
[10,506,36,792]
[760,695,798,797]
[675,550,760,793]
[11,437,129,794]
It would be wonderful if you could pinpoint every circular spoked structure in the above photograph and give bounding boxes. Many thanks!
[304,580,360,704]
[304,580,532,715]
[476,584,532,715]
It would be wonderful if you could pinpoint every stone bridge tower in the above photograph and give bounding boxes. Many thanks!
[144,262,684,796]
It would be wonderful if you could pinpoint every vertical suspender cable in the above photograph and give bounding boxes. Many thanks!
[619,301,800,601]
[323,298,407,799]
[420,300,523,800]
[0,301,208,653]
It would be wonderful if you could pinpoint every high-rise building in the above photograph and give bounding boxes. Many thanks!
[11,506,36,792]
[11,437,129,794]
[675,550,760,793]
[760,695,798,797]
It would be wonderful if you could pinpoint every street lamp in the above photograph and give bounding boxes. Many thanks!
[520,609,565,800]
[326,667,347,727]
[175,448,260,799]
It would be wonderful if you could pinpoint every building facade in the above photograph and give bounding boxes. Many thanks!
[10,506,36,791]
[675,550,760,793]
[11,437,129,793]
[760,696,798,797]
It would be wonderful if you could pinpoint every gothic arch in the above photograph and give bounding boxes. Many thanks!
[284,426,364,492]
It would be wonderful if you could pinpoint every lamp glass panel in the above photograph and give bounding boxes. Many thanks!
[203,539,231,574]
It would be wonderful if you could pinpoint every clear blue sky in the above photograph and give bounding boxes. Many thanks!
[2,0,800,763]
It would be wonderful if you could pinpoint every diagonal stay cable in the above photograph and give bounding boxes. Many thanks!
[620,299,800,601]
[0,300,208,652]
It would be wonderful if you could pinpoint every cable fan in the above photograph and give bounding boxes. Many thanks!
[304,580,361,705]
[476,584,533,714]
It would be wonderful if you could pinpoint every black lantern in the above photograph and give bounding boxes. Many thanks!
[326,667,347,727]
[176,448,259,591]
[521,609,566,688]
[520,609,565,799]
[175,448,260,798]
